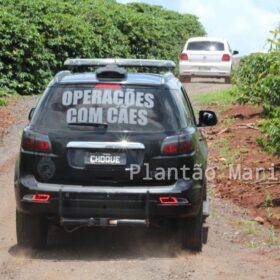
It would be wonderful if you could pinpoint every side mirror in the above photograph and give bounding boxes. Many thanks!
[233,50,239,55]
[28,108,35,121]
[198,110,218,127]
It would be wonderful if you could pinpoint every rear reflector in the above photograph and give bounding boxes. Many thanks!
[95,84,122,89]
[159,197,178,205]
[32,194,51,202]
[180,53,188,61]
[222,54,231,61]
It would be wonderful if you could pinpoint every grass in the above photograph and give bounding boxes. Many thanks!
[267,226,279,246]
[263,192,280,224]
[240,219,261,235]
[239,218,279,247]
[213,137,241,167]
[0,88,17,106]
[263,192,274,220]
[224,115,235,125]
[192,86,238,105]
[263,192,273,209]
[0,98,7,106]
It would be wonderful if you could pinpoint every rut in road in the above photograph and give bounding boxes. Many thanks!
[0,86,279,280]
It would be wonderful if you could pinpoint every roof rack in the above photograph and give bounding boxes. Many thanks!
[64,58,175,71]
[54,70,71,82]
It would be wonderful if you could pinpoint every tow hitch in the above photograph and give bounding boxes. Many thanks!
[58,189,151,228]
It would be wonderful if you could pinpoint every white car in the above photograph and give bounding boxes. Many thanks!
[179,37,238,83]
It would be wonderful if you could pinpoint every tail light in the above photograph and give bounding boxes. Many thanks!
[32,193,51,203]
[222,54,231,61]
[22,129,51,153]
[159,196,178,205]
[180,53,188,61]
[161,134,193,155]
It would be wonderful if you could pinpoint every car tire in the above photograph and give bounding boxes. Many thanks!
[225,76,231,84]
[178,204,203,252]
[179,76,191,83]
[16,210,47,249]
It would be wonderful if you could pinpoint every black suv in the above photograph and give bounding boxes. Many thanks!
[14,59,217,251]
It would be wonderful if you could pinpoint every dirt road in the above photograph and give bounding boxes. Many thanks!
[184,77,232,97]
[0,82,279,280]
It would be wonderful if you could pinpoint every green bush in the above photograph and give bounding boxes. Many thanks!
[257,119,280,155]
[0,0,205,95]
[233,27,280,155]
[0,11,53,95]
[233,52,280,108]
[0,88,17,106]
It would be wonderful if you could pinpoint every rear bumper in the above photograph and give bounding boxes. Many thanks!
[179,61,231,77]
[15,175,203,222]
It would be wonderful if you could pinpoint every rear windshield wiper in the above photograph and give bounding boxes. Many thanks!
[68,122,108,128]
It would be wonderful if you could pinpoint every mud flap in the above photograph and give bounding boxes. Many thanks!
[202,199,209,244]
[203,226,208,244]
[203,199,210,218]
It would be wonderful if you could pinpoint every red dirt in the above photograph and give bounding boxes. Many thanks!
[206,104,280,231]
[0,98,17,141]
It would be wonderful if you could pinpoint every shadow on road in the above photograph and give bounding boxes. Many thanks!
[9,227,184,261]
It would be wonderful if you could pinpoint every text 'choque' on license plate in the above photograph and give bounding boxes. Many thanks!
[85,153,126,165]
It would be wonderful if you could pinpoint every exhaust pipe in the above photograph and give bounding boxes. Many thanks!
[60,217,148,227]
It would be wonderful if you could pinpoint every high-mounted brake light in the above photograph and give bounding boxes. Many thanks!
[222,54,231,61]
[32,193,51,203]
[159,197,178,205]
[161,134,192,155]
[22,130,51,153]
[95,84,122,89]
[181,53,188,61]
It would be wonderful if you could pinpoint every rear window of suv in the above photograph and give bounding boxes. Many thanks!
[187,41,225,51]
[33,84,181,133]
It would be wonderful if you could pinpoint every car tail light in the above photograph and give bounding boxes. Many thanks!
[22,129,51,153]
[95,84,122,89]
[222,54,231,61]
[159,196,178,205]
[180,53,188,61]
[32,193,51,202]
[161,134,193,155]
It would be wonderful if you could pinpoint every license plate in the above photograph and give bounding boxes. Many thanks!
[198,66,211,71]
[85,153,126,165]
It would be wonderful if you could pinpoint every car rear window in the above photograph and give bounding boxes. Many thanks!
[34,84,181,132]
[187,41,225,51]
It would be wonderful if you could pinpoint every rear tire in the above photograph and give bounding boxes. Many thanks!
[225,76,231,84]
[16,210,47,249]
[178,204,203,252]
[179,76,191,83]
